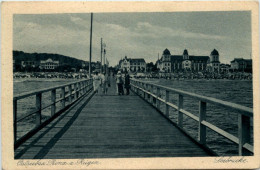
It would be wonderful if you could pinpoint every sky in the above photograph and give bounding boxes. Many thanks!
[13,11,251,66]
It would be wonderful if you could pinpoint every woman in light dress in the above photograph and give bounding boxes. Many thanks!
[93,72,101,93]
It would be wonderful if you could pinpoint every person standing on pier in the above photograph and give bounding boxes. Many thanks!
[100,72,105,94]
[93,71,101,94]
[116,71,124,95]
[101,72,109,95]
[124,72,130,95]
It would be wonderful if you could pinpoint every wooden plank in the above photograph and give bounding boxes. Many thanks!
[202,120,239,144]
[180,109,199,122]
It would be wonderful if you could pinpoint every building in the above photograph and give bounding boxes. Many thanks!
[157,48,220,73]
[40,58,59,70]
[207,49,221,72]
[119,56,146,72]
[21,61,37,68]
[219,64,231,73]
[230,58,252,72]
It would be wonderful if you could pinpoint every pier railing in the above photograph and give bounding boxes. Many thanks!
[131,79,253,156]
[13,79,93,149]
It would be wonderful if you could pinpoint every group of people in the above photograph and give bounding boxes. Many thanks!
[92,70,131,96]
[116,71,130,95]
[93,72,110,95]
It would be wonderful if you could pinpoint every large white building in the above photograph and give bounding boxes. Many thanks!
[156,48,221,73]
[40,58,59,70]
[119,56,146,72]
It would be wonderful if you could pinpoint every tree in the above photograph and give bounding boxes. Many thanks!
[146,62,154,72]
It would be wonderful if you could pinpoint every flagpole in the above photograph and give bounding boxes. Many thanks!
[104,49,106,74]
[101,38,103,72]
[89,13,93,78]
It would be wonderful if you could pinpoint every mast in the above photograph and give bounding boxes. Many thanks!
[89,13,93,78]
[104,49,106,74]
[101,38,103,72]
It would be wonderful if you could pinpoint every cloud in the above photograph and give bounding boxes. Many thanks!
[13,13,249,66]
[13,19,225,66]
[133,22,227,40]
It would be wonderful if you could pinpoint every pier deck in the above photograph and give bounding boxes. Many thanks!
[15,79,210,159]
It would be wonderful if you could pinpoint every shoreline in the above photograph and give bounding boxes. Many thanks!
[13,78,83,83]
[14,77,252,83]
[142,78,252,82]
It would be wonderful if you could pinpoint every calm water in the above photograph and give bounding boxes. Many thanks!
[146,79,253,156]
[13,79,253,156]
[14,79,76,139]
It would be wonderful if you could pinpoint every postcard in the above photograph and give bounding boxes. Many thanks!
[1,1,259,169]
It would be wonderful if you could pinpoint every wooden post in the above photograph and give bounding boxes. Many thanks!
[51,89,56,116]
[36,93,42,126]
[79,82,82,95]
[88,79,93,90]
[85,81,87,93]
[61,87,65,108]
[156,87,160,110]
[165,90,169,117]
[79,82,82,96]
[135,81,137,93]
[199,101,206,144]
[150,85,153,104]
[78,82,80,97]
[138,82,141,95]
[84,81,87,93]
[82,81,84,94]
[87,80,90,92]
[139,82,142,95]
[13,99,17,143]
[136,81,138,93]
[68,85,72,103]
[133,81,136,93]
[144,84,148,100]
[90,79,94,89]
[142,84,148,100]
[75,83,78,99]
[147,84,150,101]
[178,94,183,127]
[238,114,251,156]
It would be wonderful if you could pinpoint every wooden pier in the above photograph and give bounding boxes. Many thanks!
[14,77,253,159]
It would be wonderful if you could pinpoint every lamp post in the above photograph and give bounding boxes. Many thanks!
[103,49,106,74]
[101,43,106,72]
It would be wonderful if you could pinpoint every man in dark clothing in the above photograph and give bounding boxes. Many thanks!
[124,72,130,95]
